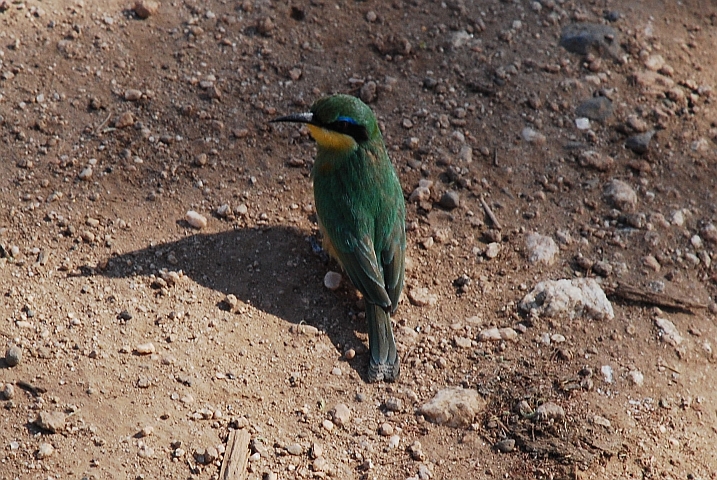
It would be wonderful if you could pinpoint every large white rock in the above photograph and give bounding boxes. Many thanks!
[519,278,614,320]
[417,387,486,428]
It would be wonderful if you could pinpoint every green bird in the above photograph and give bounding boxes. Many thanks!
[272,94,406,382]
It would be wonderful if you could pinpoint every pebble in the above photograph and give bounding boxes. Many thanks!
[495,438,515,453]
[135,343,156,355]
[388,435,400,449]
[379,422,394,436]
[700,223,717,244]
[330,403,351,426]
[323,271,342,290]
[408,441,426,461]
[603,179,637,212]
[521,127,546,145]
[216,204,232,218]
[134,0,159,19]
[484,242,501,259]
[360,81,377,104]
[601,365,614,383]
[344,348,355,360]
[124,89,143,101]
[439,191,460,209]
[5,345,22,367]
[321,419,334,431]
[525,233,558,265]
[575,96,613,121]
[628,369,644,386]
[34,411,67,433]
[78,166,93,181]
[578,150,614,171]
[115,111,135,128]
[2,383,15,400]
[559,23,619,57]
[418,387,486,428]
[139,425,154,437]
[535,402,565,422]
[36,443,55,459]
[454,336,473,348]
[408,287,438,307]
[409,180,432,203]
[626,115,650,133]
[477,327,518,342]
[626,131,655,154]
[519,278,614,320]
[185,210,207,229]
[384,397,403,412]
[655,317,683,346]
[575,117,591,130]
[310,443,323,459]
[286,443,303,456]
[331,367,342,376]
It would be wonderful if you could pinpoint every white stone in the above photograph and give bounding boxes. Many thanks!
[519,278,614,320]
[418,387,486,428]
[323,271,342,290]
[655,317,682,346]
[525,233,558,265]
[185,210,207,229]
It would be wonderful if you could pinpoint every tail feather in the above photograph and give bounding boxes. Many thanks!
[365,303,400,382]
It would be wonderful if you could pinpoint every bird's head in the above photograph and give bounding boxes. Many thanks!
[271,94,380,152]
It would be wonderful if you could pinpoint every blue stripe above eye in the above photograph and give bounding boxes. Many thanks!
[337,116,358,125]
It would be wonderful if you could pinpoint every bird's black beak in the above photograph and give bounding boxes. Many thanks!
[270,112,314,124]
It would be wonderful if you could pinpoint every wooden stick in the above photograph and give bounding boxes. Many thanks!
[219,429,251,480]
[609,282,707,313]
[480,196,503,230]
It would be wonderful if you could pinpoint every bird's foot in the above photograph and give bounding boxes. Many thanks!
[368,358,400,383]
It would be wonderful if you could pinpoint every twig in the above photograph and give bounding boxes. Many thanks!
[219,429,251,480]
[608,282,707,313]
[480,196,502,230]
[493,148,499,167]
[94,110,112,135]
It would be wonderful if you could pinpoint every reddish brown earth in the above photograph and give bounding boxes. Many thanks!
[2,1,717,479]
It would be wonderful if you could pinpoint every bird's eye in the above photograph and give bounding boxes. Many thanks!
[335,121,349,130]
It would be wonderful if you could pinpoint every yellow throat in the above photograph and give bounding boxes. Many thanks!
[307,124,357,152]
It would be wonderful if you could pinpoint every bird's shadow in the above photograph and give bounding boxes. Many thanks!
[98,225,371,379]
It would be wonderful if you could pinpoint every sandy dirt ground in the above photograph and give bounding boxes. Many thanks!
[2,0,717,479]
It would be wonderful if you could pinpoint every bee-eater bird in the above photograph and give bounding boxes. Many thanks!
[272,94,406,382]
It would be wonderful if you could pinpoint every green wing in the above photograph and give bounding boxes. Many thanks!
[313,147,405,311]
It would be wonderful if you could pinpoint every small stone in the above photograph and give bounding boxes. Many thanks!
[323,271,342,290]
[115,111,135,128]
[484,242,501,259]
[216,204,231,218]
[185,210,207,229]
[439,191,460,209]
[378,422,394,436]
[655,317,682,346]
[525,233,558,265]
[409,185,431,203]
[331,367,342,376]
[559,23,619,58]
[384,397,403,412]
[700,224,717,244]
[134,0,160,19]
[642,255,661,272]
[344,348,356,360]
[5,345,22,367]
[626,131,655,155]
[408,287,438,307]
[286,443,303,456]
[603,179,637,212]
[575,96,613,121]
[309,443,323,459]
[124,89,143,101]
[454,336,472,348]
[139,426,154,437]
[408,441,425,461]
[288,68,302,81]
[575,118,591,130]
[365,10,377,22]
[578,150,614,171]
[135,343,156,355]
[477,327,518,342]
[628,369,644,386]
[535,402,565,422]
[418,387,486,428]
[601,365,614,383]
[321,419,334,431]
[360,81,377,104]
[36,443,55,459]
[521,127,546,145]
[331,403,351,426]
[2,383,15,400]
[519,278,614,320]
[388,435,400,449]
[644,54,665,71]
[495,439,515,453]
[35,411,67,433]
[626,115,649,133]
[78,166,93,181]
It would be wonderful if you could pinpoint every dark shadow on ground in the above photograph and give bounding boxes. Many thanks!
[98,225,372,379]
